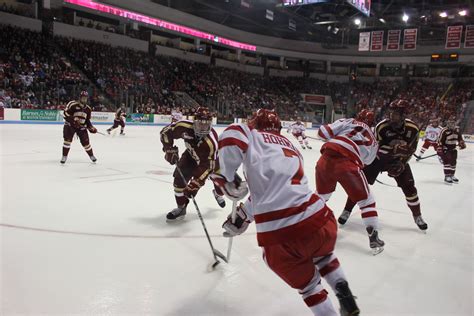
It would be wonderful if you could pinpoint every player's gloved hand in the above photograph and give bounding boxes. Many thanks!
[88,126,97,134]
[183,179,203,198]
[164,146,179,165]
[387,160,405,177]
[459,140,466,150]
[213,173,248,201]
[392,143,412,157]
[222,203,250,237]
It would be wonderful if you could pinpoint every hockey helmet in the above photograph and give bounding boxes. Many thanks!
[193,107,213,138]
[248,109,281,133]
[446,116,456,129]
[356,109,375,127]
[79,90,89,104]
[388,99,409,130]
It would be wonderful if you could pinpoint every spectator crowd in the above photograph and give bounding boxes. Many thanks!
[1,24,472,132]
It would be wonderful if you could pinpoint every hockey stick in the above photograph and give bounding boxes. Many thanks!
[96,131,108,136]
[375,179,398,187]
[176,167,228,270]
[413,153,437,160]
[226,200,237,262]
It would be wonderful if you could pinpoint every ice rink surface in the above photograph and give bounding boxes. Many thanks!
[1,123,473,316]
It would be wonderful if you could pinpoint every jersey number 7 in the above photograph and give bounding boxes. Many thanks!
[346,126,374,146]
[282,148,304,185]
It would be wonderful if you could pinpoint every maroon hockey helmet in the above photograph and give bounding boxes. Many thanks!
[388,99,409,130]
[356,109,375,127]
[248,109,281,133]
[79,90,88,104]
[193,107,212,137]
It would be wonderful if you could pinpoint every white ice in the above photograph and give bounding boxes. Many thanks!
[1,124,473,316]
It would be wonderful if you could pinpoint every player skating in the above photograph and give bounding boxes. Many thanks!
[287,119,312,149]
[416,118,441,161]
[215,109,360,316]
[437,117,466,184]
[317,109,384,254]
[339,100,428,231]
[160,107,226,222]
[107,106,126,135]
[60,91,97,164]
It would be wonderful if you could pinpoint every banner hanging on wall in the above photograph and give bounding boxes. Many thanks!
[370,30,384,51]
[445,25,463,49]
[465,25,474,48]
[403,28,417,50]
[386,30,400,51]
[358,32,370,51]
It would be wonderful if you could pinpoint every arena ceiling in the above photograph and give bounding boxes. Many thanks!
[151,0,473,47]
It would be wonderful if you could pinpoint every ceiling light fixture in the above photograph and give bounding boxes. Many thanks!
[439,12,448,18]
[459,10,467,16]
[354,18,361,26]
[402,13,409,22]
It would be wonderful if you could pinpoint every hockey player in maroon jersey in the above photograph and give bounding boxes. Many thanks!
[437,117,466,184]
[61,91,97,164]
[340,100,428,231]
[317,109,384,254]
[216,109,360,316]
[160,107,225,222]
[107,106,126,135]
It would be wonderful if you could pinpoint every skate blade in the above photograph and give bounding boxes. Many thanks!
[371,247,384,256]
[166,215,186,222]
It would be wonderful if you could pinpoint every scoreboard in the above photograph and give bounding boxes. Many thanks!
[282,0,371,16]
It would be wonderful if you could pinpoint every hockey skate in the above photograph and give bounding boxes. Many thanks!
[306,145,312,149]
[451,176,459,183]
[444,176,453,184]
[106,129,111,135]
[60,156,67,164]
[366,226,384,255]
[414,215,428,231]
[338,210,352,225]
[213,189,226,208]
[120,132,126,136]
[90,155,97,163]
[335,280,360,316]
[166,207,186,222]
[301,146,306,149]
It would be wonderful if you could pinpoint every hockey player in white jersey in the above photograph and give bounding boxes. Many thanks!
[287,119,312,149]
[317,109,384,254]
[214,109,360,316]
[416,118,442,161]
[171,108,184,123]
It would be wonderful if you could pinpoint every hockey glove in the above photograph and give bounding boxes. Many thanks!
[459,141,466,150]
[387,161,405,178]
[213,174,249,201]
[222,203,250,237]
[88,126,97,134]
[183,179,203,198]
[392,143,412,157]
[164,146,179,165]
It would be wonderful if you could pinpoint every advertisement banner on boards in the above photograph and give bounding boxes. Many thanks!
[465,25,474,48]
[21,109,61,121]
[126,113,154,123]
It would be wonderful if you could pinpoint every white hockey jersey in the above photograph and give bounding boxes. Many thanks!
[171,110,183,122]
[218,124,331,246]
[318,118,378,167]
[424,125,442,142]
[288,122,306,136]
